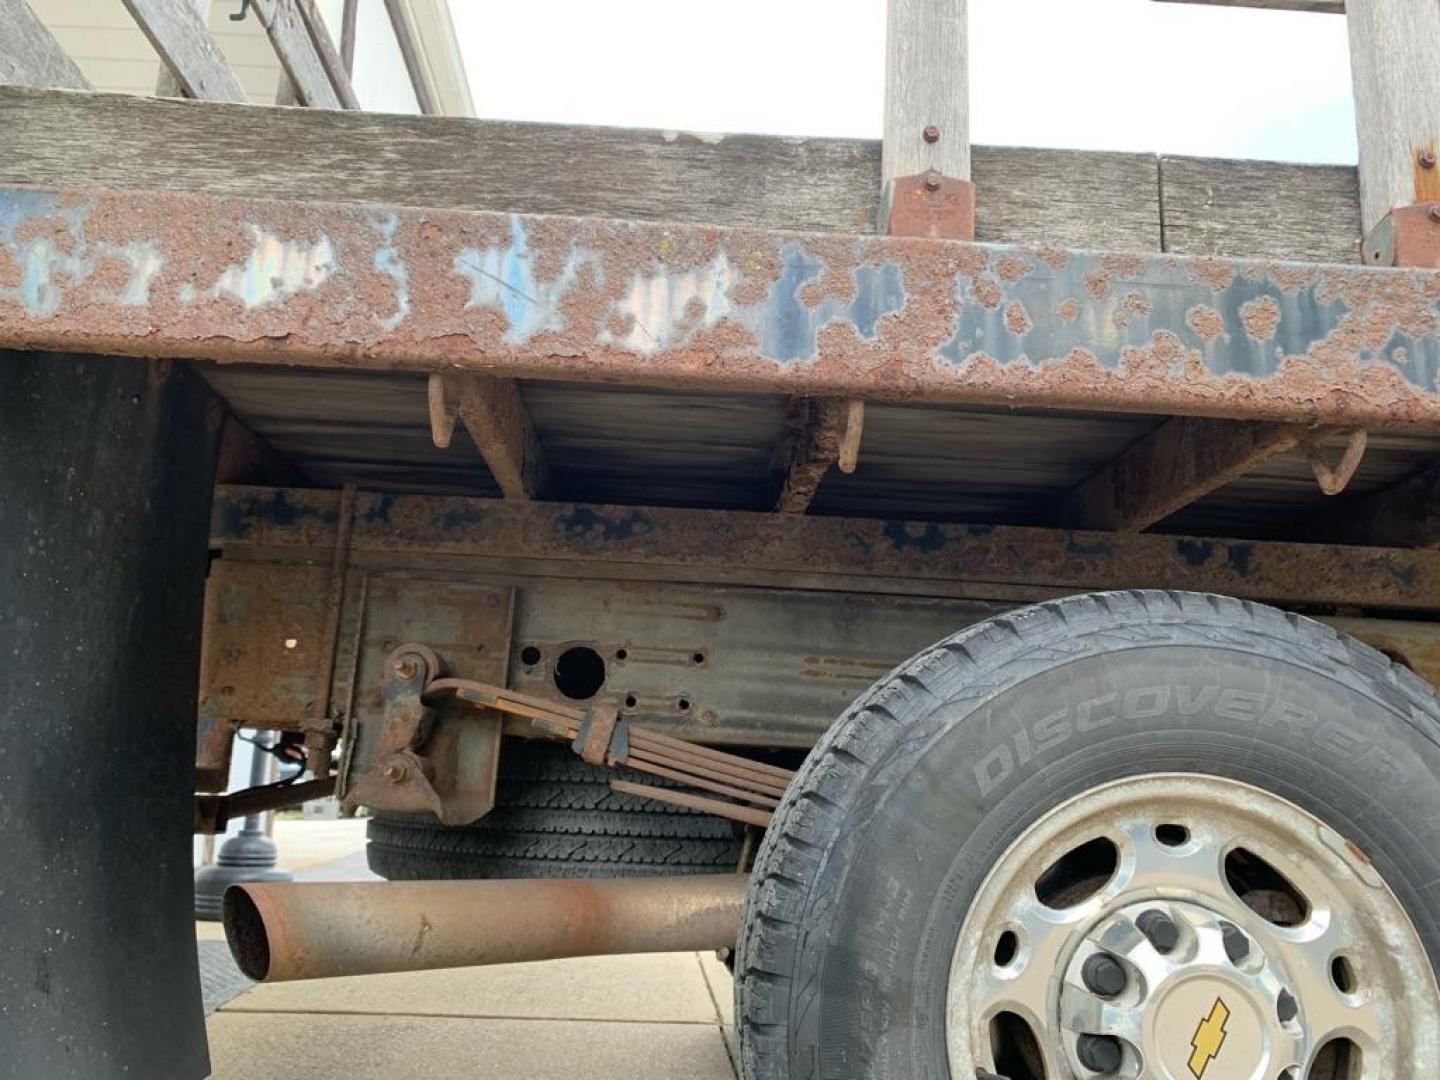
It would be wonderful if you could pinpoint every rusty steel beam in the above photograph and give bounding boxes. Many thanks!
[4,186,1440,428]
[212,486,1440,611]
[1061,417,1330,532]
[224,875,747,982]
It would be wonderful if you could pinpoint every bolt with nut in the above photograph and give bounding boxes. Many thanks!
[383,760,409,784]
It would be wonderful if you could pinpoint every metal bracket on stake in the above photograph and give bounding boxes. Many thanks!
[882,170,976,239]
[1363,203,1440,268]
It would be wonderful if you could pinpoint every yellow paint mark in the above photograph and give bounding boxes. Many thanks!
[1188,997,1231,1078]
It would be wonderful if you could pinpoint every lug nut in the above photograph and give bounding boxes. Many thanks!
[1221,922,1251,964]
[1081,953,1127,997]
[1136,909,1180,954]
[1075,1034,1122,1073]
[1277,988,1299,1024]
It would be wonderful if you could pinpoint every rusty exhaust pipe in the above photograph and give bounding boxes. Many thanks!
[223,875,748,983]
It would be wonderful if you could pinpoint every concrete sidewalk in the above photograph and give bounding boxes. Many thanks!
[199,820,738,1080]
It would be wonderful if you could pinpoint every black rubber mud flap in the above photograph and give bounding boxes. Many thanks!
[0,353,219,1080]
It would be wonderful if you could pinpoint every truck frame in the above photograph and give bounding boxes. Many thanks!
[4,1,1440,1078]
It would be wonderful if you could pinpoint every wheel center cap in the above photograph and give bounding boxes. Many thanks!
[1153,977,1263,1080]
[1058,900,1299,1079]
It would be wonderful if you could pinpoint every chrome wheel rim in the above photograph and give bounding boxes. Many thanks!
[945,774,1440,1079]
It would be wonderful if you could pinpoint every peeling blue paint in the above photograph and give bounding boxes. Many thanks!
[1225,544,1255,577]
[883,521,948,553]
[931,251,1429,389]
[361,494,395,524]
[454,216,600,344]
[600,252,734,354]
[599,244,905,364]
[207,225,334,308]
[433,506,489,530]
[216,491,337,536]
[0,190,159,315]
[1176,539,1215,567]
[737,246,907,364]
[370,213,410,330]
[560,507,654,543]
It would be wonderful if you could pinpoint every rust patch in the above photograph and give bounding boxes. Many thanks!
[994,254,1031,282]
[1057,298,1081,322]
[1187,305,1225,343]
[1004,302,1032,335]
[1241,295,1282,342]
[971,274,1003,309]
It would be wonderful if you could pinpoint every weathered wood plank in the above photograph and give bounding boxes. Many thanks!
[1346,0,1440,233]
[0,88,1166,249]
[1159,156,1362,263]
[0,0,92,90]
[250,0,341,109]
[1153,0,1343,12]
[339,0,357,74]
[124,0,247,103]
[884,0,969,182]
[434,374,548,500]
[154,0,206,98]
[773,399,847,514]
[211,486,1440,611]
[1,88,1370,261]
[1061,417,1317,532]
[295,0,360,110]
[383,0,437,115]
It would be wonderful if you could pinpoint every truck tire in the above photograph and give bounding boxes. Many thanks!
[367,739,744,879]
[737,591,1440,1080]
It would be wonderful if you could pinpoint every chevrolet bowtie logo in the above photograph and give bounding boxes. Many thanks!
[1188,998,1231,1078]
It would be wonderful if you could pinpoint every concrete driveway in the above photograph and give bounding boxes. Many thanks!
[198,820,738,1080]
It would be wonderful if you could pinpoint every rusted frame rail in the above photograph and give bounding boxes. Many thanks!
[212,486,1440,614]
[2,184,1438,428]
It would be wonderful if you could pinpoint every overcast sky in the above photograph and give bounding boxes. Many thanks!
[454,0,1356,164]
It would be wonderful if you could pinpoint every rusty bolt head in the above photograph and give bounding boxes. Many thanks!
[922,124,941,144]
[393,655,420,680]
[1420,148,1438,170]
[1429,204,1440,224]
[383,760,408,784]
[923,169,943,192]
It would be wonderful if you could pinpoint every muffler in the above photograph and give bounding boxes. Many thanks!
[223,874,748,982]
